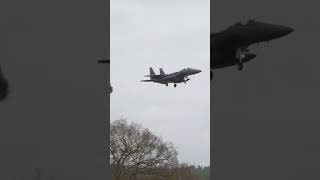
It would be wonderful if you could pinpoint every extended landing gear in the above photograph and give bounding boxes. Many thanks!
[166,83,168,87]
[236,47,249,71]
[174,84,177,88]
[184,77,190,84]
[237,63,243,71]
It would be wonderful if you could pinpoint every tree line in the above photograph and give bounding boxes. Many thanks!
[110,119,210,180]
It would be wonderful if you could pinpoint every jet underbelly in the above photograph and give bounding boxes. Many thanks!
[211,48,237,69]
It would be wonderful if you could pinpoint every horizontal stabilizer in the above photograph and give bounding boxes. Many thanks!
[141,80,153,82]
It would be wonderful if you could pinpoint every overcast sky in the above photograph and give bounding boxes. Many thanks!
[110,0,210,166]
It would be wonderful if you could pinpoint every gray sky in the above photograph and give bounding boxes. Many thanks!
[110,0,210,166]
[212,0,320,179]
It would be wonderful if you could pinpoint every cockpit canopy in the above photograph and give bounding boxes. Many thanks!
[246,19,257,25]
[228,19,257,29]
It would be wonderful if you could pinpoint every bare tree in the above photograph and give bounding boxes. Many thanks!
[110,119,178,180]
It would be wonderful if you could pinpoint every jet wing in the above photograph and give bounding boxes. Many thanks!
[155,75,175,82]
[212,30,253,52]
[159,73,185,82]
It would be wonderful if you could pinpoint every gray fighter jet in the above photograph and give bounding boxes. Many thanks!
[211,19,294,79]
[141,67,201,87]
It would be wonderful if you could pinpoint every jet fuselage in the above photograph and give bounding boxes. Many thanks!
[142,68,201,87]
[211,19,294,71]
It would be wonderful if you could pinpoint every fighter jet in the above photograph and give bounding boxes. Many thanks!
[211,19,294,79]
[141,67,201,87]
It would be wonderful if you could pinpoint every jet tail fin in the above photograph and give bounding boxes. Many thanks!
[159,68,165,75]
[149,67,155,76]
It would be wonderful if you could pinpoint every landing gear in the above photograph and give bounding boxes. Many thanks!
[184,77,190,84]
[174,84,177,87]
[236,47,248,71]
[166,83,168,86]
[237,63,243,70]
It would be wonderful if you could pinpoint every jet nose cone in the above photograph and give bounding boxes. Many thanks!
[271,25,294,38]
[194,69,202,74]
[281,26,294,36]
[288,27,294,34]
[187,68,201,75]
[250,21,294,43]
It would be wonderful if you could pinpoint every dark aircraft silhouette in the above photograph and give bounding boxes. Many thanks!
[141,67,201,87]
[98,59,109,64]
[0,65,9,101]
[97,59,112,93]
[211,19,294,79]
